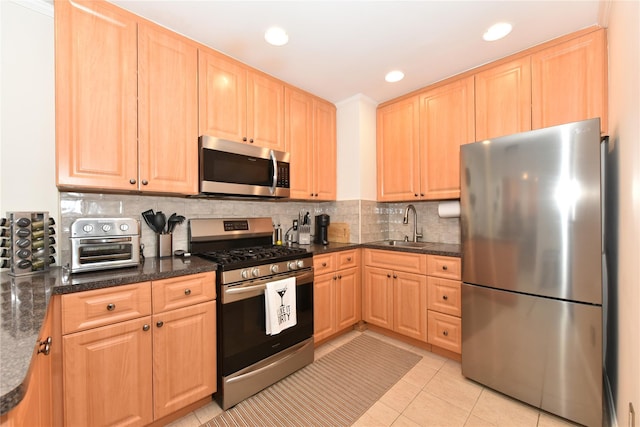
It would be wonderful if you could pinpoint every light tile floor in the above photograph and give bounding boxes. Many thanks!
[166,330,580,427]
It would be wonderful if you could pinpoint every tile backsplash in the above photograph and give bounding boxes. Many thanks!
[57,193,460,264]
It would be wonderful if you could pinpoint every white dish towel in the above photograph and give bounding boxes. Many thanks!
[265,277,297,335]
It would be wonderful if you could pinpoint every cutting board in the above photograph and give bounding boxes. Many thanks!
[328,223,350,243]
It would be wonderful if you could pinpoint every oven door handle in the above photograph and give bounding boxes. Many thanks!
[222,270,313,303]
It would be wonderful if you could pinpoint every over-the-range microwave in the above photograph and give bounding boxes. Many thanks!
[199,135,290,198]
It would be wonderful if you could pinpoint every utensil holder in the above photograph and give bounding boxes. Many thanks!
[157,233,172,258]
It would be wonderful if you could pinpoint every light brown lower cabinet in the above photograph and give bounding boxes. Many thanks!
[0,304,54,427]
[61,272,216,427]
[426,255,462,354]
[313,250,361,343]
[362,249,428,342]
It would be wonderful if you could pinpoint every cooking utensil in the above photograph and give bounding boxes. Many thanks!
[168,215,186,233]
[154,211,166,234]
[167,213,177,233]
[141,209,157,232]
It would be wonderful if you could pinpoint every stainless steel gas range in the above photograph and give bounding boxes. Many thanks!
[188,217,314,410]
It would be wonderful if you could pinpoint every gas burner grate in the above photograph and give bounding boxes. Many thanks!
[201,245,308,266]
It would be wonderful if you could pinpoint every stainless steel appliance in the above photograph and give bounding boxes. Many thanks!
[199,136,290,198]
[188,217,314,410]
[1,212,56,275]
[70,217,141,273]
[460,118,604,426]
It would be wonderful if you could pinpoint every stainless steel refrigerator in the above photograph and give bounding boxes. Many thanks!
[460,118,604,426]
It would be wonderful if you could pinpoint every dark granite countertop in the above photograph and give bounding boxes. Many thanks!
[0,240,460,414]
[0,256,217,415]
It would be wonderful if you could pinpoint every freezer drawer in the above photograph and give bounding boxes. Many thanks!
[461,283,602,427]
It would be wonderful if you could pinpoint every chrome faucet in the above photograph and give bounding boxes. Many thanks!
[403,204,423,242]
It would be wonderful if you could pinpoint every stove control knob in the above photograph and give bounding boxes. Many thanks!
[288,261,297,270]
[241,269,250,279]
[251,268,260,277]
[296,260,305,269]
[270,264,279,274]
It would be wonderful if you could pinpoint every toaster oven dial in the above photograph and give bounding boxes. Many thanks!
[82,224,93,233]
[120,224,129,232]
[101,224,112,232]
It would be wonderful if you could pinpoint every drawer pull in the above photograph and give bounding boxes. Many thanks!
[442,295,448,300]
[393,274,397,279]
[443,330,449,337]
[442,265,448,271]
[38,337,52,356]
[322,262,327,267]
[142,324,150,332]
[106,303,116,311]
[156,321,164,328]
[347,257,352,261]
[387,274,391,278]
[184,289,192,296]
[338,275,342,279]
[333,276,337,280]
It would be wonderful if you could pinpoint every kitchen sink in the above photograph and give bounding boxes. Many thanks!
[381,240,427,248]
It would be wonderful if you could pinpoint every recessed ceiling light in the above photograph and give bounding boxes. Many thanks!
[385,70,405,83]
[264,27,289,46]
[483,22,513,41]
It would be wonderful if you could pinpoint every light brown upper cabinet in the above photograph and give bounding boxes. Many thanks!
[376,96,421,201]
[419,76,475,200]
[475,57,532,141]
[531,29,607,133]
[199,48,285,151]
[55,0,198,194]
[285,87,337,200]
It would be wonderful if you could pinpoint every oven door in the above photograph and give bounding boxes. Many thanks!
[219,269,314,376]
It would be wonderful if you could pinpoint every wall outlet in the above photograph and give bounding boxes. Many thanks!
[630,402,636,427]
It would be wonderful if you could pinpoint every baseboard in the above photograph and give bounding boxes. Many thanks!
[605,370,618,427]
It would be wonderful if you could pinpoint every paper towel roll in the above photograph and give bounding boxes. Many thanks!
[438,200,460,218]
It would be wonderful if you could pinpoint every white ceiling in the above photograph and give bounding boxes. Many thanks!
[109,0,605,105]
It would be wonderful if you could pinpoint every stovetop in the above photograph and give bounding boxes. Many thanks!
[197,245,310,270]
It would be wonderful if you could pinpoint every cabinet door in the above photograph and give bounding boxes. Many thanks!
[336,267,361,331]
[531,29,607,132]
[376,96,421,201]
[138,22,198,195]
[198,49,247,142]
[55,0,138,191]
[419,76,475,200]
[313,273,336,342]
[285,87,314,199]
[153,301,216,419]
[0,306,54,427]
[247,71,285,150]
[63,317,153,427]
[393,271,427,341]
[313,99,337,200]
[475,57,532,140]
[362,267,393,329]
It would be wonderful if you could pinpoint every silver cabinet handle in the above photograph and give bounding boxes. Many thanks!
[184,289,191,295]
[129,179,136,185]
[442,295,448,300]
[141,180,148,185]
[143,324,150,332]
[106,303,116,311]
[442,265,448,271]
[443,330,449,337]
[156,321,164,328]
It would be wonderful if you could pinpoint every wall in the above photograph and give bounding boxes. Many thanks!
[0,0,58,219]
[604,1,640,426]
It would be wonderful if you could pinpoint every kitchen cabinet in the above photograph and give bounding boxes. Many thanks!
[376,76,474,202]
[426,255,462,354]
[285,87,337,200]
[419,76,475,200]
[532,29,607,133]
[475,57,532,140]
[55,0,198,195]
[61,272,216,426]
[363,249,427,341]
[199,48,285,151]
[0,305,54,427]
[376,96,420,201]
[313,249,360,343]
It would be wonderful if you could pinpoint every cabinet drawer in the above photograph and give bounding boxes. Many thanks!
[152,272,216,313]
[364,249,426,274]
[313,253,335,275]
[336,249,358,270]
[427,311,461,354]
[427,255,461,280]
[62,282,152,334]
[427,277,461,317]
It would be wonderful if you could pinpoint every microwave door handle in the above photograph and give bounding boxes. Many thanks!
[269,149,277,195]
